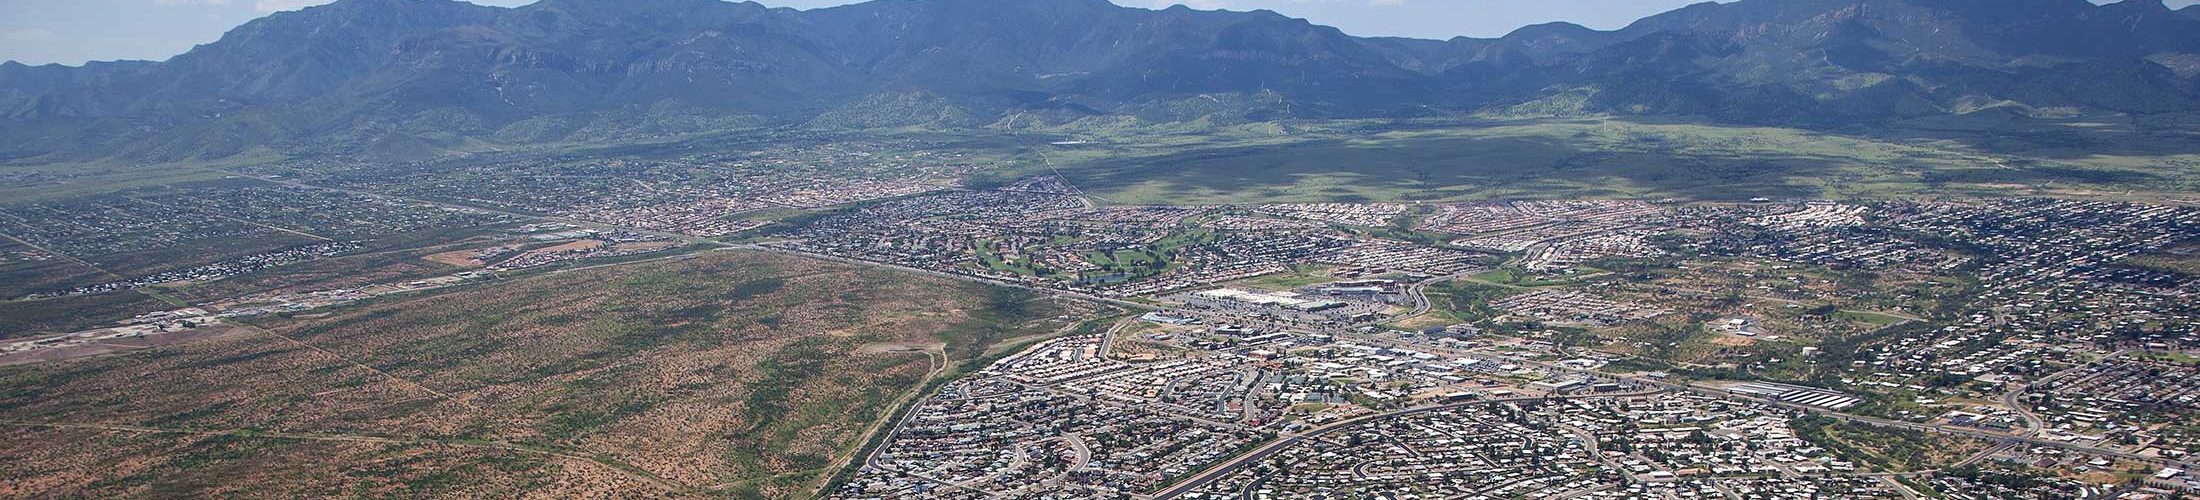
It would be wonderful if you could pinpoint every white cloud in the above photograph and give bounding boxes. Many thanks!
[154,0,234,5]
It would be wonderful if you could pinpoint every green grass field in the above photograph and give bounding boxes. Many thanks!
[1029,118,2200,205]
[0,148,292,206]
[2119,252,2200,277]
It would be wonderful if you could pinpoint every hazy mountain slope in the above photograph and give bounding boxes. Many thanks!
[0,61,158,120]
[1433,0,2200,123]
[798,0,1429,117]
[1362,22,1629,78]
[2,0,2198,161]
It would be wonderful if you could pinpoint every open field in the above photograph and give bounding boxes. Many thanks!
[0,292,174,341]
[149,226,511,306]
[0,250,1110,498]
[0,222,519,340]
[1035,118,2200,205]
[0,146,295,205]
[0,165,237,206]
[2118,247,2200,278]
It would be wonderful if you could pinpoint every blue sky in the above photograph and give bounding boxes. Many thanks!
[3,0,2195,65]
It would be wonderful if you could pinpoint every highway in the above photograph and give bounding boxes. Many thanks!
[2000,349,2130,439]
[1394,267,1504,323]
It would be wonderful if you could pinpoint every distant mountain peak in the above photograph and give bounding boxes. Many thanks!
[2,0,2199,161]
[2091,0,2181,20]
[2104,0,2170,10]
[522,0,766,11]
[1505,22,1598,38]
[300,0,472,14]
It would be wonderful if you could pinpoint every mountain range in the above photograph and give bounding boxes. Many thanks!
[4,0,2200,161]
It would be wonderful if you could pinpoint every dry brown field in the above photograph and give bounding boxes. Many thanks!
[0,250,1110,498]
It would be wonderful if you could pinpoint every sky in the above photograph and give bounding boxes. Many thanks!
[3,0,2197,66]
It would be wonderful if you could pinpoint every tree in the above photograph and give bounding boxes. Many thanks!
[1806,304,1840,317]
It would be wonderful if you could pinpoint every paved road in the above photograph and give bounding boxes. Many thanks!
[1097,315,1138,357]
[1403,276,1437,318]
[1393,268,1502,323]
[2000,349,2129,438]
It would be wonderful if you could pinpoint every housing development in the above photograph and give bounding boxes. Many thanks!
[0,128,2195,496]
[6,138,2199,499]
[12,0,2200,497]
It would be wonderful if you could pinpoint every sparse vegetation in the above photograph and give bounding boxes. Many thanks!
[0,250,1101,498]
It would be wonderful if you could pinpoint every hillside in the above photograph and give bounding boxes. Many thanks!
[2,0,2199,161]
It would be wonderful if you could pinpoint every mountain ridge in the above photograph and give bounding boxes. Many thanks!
[4,0,2199,161]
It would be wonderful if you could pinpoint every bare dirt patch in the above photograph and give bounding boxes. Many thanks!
[0,324,253,367]
[423,248,492,267]
[536,239,606,254]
